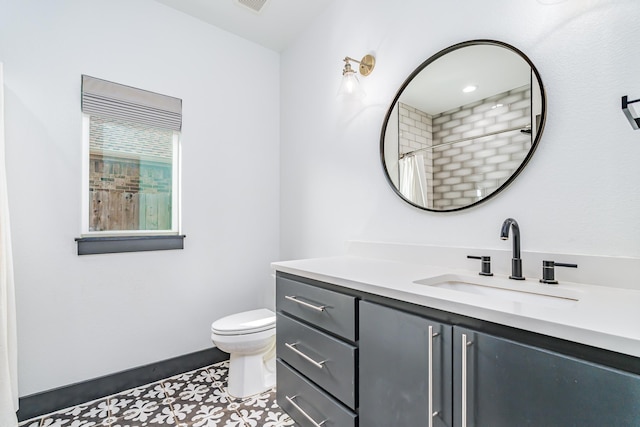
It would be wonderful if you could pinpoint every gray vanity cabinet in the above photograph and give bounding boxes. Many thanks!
[453,326,640,427]
[359,300,453,427]
[359,301,640,427]
[276,275,358,427]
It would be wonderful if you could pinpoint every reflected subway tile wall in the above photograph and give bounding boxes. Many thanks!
[399,85,531,210]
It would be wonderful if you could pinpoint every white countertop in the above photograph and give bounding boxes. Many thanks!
[272,255,640,358]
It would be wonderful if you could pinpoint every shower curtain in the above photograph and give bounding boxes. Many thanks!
[0,63,19,427]
[398,153,428,207]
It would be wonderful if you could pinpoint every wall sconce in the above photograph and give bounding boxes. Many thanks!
[622,96,640,130]
[339,54,375,97]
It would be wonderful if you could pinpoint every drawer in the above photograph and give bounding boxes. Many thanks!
[277,313,357,409]
[277,359,357,427]
[276,275,356,341]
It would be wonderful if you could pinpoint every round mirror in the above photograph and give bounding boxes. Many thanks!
[381,40,546,212]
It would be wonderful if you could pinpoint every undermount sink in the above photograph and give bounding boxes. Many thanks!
[414,274,579,308]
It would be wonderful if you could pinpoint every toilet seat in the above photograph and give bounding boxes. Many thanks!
[211,308,275,336]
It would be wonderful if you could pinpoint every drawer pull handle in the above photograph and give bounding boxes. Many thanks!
[286,395,327,427]
[461,333,473,427]
[428,326,441,427]
[285,342,326,369]
[285,295,327,312]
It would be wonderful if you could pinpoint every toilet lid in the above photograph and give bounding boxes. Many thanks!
[211,308,276,335]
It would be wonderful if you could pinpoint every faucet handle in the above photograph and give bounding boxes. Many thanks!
[540,260,578,284]
[467,255,493,276]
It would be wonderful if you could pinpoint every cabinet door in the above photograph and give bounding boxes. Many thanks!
[359,300,453,427]
[453,326,640,427]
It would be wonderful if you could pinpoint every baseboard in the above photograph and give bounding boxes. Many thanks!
[17,347,228,422]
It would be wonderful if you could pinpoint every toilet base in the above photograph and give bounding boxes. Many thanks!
[227,352,276,399]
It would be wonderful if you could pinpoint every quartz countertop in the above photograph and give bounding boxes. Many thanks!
[272,255,640,358]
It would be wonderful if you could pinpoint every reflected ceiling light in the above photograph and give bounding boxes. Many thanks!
[462,85,478,93]
[339,54,375,97]
[491,103,504,109]
[622,96,640,130]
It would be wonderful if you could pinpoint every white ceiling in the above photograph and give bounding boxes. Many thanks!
[153,0,335,52]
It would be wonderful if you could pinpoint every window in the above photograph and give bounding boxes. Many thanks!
[76,75,184,255]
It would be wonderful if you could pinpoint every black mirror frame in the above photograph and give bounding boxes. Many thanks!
[380,39,547,212]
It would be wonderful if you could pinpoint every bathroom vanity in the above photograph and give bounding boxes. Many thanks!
[272,248,640,427]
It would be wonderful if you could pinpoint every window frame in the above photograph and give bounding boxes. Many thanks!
[80,114,182,237]
[76,114,184,255]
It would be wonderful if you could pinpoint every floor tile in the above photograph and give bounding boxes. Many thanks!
[163,367,215,399]
[205,361,229,386]
[31,398,113,427]
[108,387,176,427]
[160,363,240,427]
[237,390,294,427]
[183,404,245,427]
[17,361,296,427]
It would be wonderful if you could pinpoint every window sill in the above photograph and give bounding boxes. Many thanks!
[75,235,185,255]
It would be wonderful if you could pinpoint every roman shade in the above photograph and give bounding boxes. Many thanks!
[81,75,182,131]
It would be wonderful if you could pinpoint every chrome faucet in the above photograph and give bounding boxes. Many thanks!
[500,218,525,280]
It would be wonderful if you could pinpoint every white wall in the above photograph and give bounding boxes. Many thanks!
[0,0,280,396]
[280,0,640,260]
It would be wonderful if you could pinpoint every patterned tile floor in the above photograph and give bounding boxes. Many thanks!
[19,361,296,427]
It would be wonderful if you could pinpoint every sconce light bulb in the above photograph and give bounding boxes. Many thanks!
[342,73,358,94]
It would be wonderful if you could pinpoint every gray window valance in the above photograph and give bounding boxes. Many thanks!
[81,75,182,131]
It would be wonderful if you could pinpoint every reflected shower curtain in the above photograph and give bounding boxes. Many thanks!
[0,63,19,427]
[398,153,428,207]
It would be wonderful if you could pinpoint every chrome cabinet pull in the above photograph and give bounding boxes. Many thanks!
[285,342,326,369]
[284,295,327,312]
[286,395,327,427]
[428,326,441,427]
[461,333,473,427]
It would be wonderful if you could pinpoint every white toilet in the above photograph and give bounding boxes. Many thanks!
[210,308,277,398]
